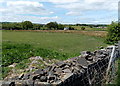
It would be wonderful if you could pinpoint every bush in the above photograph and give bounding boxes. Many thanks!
[105,22,120,44]
[58,24,64,30]
[81,27,85,30]
[45,22,58,30]
[21,21,33,30]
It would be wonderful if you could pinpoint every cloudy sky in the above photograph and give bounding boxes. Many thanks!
[0,0,119,24]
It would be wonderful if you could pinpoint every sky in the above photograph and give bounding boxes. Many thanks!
[0,0,119,24]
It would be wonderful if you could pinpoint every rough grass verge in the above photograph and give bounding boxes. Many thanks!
[2,42,72,79]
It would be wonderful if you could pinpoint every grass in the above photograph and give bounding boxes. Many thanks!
[72,26,107,31]
[2,42,70,79]
[2,42,70,66]
[2,30,107,55]
[2,30,107,79]
[117,59,120,86]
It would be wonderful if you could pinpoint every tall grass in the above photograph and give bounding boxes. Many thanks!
[2,42,71,79]
[117,59,120,86]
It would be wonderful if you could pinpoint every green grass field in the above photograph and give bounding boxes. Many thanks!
[2,30,108,79]
[2,30,107,55]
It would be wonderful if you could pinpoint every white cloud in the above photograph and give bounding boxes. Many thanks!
[84,0,106,4]
[1,1,54,16]
[0,0,118,24]
[39,16,58,20]
[48,0,79,4]
[7,1,43,7]
[66,11,82,16]
[55,0,118,16]
[56,0,118,10]
[1,14,59,23]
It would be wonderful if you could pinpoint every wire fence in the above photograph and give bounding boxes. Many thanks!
[62,44,120,86]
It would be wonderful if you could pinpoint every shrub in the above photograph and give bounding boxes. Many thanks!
[21,21,33,30]
[81,27,85,30]
[105,22,120,44]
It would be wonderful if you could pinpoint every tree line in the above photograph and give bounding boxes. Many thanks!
[1,21,75,30]
[76,24,107,28]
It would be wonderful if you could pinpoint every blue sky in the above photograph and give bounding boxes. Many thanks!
[0,0,119,24]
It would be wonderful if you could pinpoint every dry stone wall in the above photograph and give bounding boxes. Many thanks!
[2,43,120,86]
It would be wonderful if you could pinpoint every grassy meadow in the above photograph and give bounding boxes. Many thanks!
[71,26,107,31]
[2,30,107,55]
[2,30,108,79]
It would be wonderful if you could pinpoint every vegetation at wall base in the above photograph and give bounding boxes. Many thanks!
[2,42,70,66]
[2,42,72,79]
[117,59,120,86]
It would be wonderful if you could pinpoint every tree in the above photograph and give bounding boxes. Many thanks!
[81,27,85,30]
[45,22,58,30]
[106,22,120,44]
[21,21,33,30]
[69,26,74,30]
[33,24,41,30]
[57,24,64,30]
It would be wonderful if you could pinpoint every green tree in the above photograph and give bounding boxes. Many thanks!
[45,22,58,30]
[33,24,41,30]
[21,21,33,30]
[106,22,120,44]
[57,24,64,30]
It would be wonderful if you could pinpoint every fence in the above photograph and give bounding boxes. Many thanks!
[1,42,120,86]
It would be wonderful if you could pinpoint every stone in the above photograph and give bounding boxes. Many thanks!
[49,65,56,72]
[81,51,91,56]
[8,63,17,68]
[32,60,39,64]
[77,58,88,68]
[56,61,66,68]
[18,73,24,80]
[63,69,71,73]
[34,69,43,74]
[61,73,73,81]
[97,55,106,58]
[26,80,34,86]
[39,71,45,76]
[2,81,15,86]
[40,76,47,82]
[85,56,93,61]
[54,68,62,74]
[32,74,40,80]
[99,46,104,49]
[48,75,56,81]
[43,67,50,73]
[23,73,31,80]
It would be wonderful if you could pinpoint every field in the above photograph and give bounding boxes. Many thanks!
[71,26,107,31]
[2,30,108,79]
[2,30,107,54]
